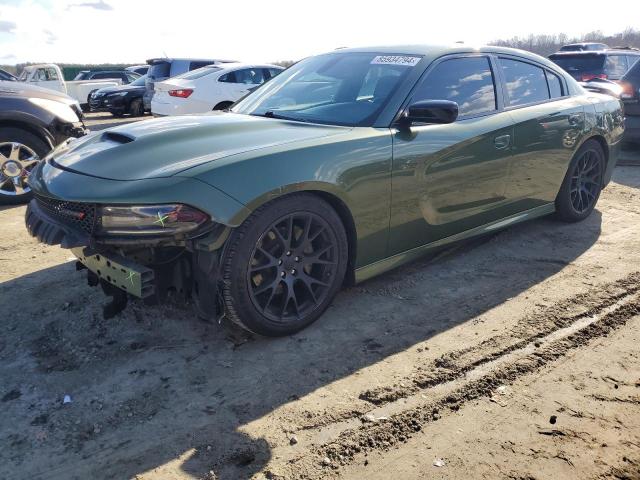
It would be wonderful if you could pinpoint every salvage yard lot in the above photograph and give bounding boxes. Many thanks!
[1,114,640,480]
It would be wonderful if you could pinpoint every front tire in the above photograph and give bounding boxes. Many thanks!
[221,194,348,336]
[0,128,49,205]
[555,139,605,222]
[128,98,144,117]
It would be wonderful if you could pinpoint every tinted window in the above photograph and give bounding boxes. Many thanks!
[546,71,563,98]
[549,54,605,74]
[189,61,215,71]
[411,56,496,117]
[92,72,118,79]
[218,72,236,83]
[500,58,550,106]
[268,68,283,78]
[605,55,628,78]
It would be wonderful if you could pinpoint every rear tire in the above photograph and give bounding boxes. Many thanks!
[221,193,348,336]
[555,139,605,222]
[0,127,49,205]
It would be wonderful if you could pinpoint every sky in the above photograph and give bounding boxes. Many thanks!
[0,0,637,65]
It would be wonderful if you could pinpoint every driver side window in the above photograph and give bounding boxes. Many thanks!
[411,56,497,117]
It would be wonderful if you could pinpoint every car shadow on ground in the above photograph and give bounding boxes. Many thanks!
[0,211,602,479]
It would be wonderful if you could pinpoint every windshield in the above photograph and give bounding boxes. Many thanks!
[232,52,421,126]
[148,61,170,79]
[131,74,147,86]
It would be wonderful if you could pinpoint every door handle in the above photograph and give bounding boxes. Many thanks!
[494,134,511,150]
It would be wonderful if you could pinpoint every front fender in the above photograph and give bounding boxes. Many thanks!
[182,127,394,267]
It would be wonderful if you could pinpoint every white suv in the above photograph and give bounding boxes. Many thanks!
[151,63,284,116]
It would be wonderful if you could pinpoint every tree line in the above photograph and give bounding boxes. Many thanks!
[491,28,640,57]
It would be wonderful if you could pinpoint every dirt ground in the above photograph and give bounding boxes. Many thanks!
[1,114,640,480]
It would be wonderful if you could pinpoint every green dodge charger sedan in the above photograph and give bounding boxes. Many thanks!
[25,45,624,336]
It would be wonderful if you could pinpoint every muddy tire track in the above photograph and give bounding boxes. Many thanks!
[360,272,640,405]
[281,292,640,478]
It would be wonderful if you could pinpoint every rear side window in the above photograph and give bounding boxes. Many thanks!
[500,58,550,106]
[546,71,563,98]
[234,68,266,84]
[179,67,221,79]
[626,56,639,71]
[605,55,628,78]
[218,72,236,83]
[411,56,497,117]
[189,61,215,71]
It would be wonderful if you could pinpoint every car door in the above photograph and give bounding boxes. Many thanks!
[498,56,586,210]
[389,55,515,255]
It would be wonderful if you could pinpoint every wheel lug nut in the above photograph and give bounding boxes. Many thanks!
[280,271,286,277]
[278,260,283,265]
[294,256,300,262]
[290,269,296,275]
[286,251,291,256]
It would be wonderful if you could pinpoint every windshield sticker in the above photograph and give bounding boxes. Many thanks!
[371,55,421,67]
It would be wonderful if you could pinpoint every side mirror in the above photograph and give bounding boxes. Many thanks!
[401,100,459,126]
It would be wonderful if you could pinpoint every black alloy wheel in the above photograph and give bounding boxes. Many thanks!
[555,139,605,222]
[569,149,603,214]
[247,212,339,322]
[221,194,348,336]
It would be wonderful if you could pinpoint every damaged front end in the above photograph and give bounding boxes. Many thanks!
[25,194,230,319]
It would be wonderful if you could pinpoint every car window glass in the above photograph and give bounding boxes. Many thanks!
[411,56,496,117]
[34,68,47,82]
[126,73,138,83]
[189,61,214,71]
[175,67,221,80]
[148,62,170,79]
[500,58,550,106]
[45,68,59,81]
[604,55,628,78]
[626,56,639,71]
[219,72,236,83]
[234,68,266,84]
[546,71,563,98]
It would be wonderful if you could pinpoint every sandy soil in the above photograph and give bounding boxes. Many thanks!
[1,119,639,479]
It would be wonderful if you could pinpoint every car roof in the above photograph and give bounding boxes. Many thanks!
[550,49,640,57]
[146,58,237,64]
[213,62,283,71]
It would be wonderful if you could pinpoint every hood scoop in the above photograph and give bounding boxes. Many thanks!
[102,131,134,144]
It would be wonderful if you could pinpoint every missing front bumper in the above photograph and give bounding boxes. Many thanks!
[72,247,155,299]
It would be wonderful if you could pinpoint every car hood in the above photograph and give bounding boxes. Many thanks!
[51,112,350,181]
[95,84,145,95]
[0,80,77,105]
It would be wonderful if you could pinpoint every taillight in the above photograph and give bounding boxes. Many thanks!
[168,89,193,98]
[618,81,636,99]
[581,73,608,81]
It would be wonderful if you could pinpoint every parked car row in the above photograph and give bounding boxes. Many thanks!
[16,63,139,109]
